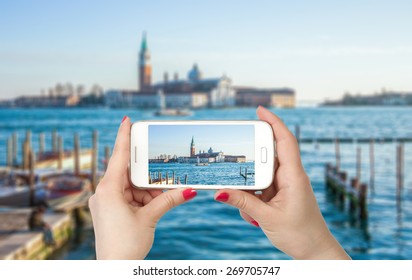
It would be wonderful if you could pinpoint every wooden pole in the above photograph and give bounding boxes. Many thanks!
[7,137,13,167]
[28,147,35,207]
[39,133,45,156]
[369,139,375,190]
[58,136,63,170]
[52,129,57,153]
[184,174,188,184]
[74,133,80,176]
[104,146,110,171]
[91,130,98,191]
[25,130,32,148]
[22,140,28,170]
[12,132,18,167]
[359,183,368,219]
[356,147,361,182]
[166,172,169,185]
[172,171,175,184]
[158,172,162,184]
[295,125,300,150]
[396,143,404,198]
[349,178,359,212]
[335,138,340,171]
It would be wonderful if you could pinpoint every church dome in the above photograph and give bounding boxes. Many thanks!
[188,63,203,83]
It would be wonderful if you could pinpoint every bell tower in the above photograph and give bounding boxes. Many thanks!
[190,136,195,157]
[139,32,152,91]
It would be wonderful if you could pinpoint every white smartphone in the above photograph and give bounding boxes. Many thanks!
[130,121,275,190]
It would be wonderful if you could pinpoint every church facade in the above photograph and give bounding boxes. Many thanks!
[105,32,295,109]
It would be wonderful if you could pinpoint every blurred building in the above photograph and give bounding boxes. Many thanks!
[105,33,235,108]
[235,87,295,108]
[13,94,80,108]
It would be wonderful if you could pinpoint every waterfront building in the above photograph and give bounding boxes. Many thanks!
[13,94,80,108]
[105,33,235,109]
[175,137,246,164]
[235,87,296,108]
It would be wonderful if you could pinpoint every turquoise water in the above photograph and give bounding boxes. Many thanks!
[1,107,412,259]
[149,162,255,186]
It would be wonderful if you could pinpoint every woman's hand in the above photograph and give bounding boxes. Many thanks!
[214,106,350,260]
[89,117,197,260]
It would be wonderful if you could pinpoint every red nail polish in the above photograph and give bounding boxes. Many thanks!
[183,188,197,200]
[251,220,260,227]
[121,116,128,123]
[215,192,229,202]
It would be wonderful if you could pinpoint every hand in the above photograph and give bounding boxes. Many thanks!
[214,106,350,260]
[89,116,197,260]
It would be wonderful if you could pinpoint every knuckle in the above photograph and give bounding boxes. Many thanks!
[234,195,249,211]
[162,193,176,210]
[88,195,95,209]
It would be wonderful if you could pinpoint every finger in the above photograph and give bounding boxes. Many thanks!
[142,188,197,222]
[214,189,270,222]
[239,210,260,227]
[256,106,302,169]
[261,184,277,202]
[103,116,131,192]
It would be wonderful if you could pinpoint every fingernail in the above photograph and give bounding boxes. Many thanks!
[121,116,128,123]
[182,188,197,201]
[215,192,229,202]
[251,220,260,227]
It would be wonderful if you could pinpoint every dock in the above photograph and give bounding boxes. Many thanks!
[149,171,188,185]
[0,208,73,260]
[1,129,109,259]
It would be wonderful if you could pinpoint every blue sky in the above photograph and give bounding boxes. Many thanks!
[149,125,254,160]
[1,0,412,101]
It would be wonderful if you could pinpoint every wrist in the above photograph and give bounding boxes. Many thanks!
[296,228,351,260]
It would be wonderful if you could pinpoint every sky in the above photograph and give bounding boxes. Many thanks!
[1,0,412,102]
[149,125,255,160]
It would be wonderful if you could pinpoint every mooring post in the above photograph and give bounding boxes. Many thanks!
[74,133,80,176]
[25,130,32,148]
[172,171,175,184]
[166,172,169,185]
[7,136,13,167]
[335,138,340,171]
[396,143,404,198]
[91,130,98,191]
[38,133,45,157]
[58,136,63,170]
[349,178,359,212]
[245,167,248,185]
[28,147,35,207]
[22,139,28,170]
[104,146,110,171]
[12,132,18,167]
[356,147,361,182]
[184,174,188,184]
[369,139,375,190]
[359,183,368,219]
[52,129,58,153]
[177,176,181,184]
[295,125,301,150]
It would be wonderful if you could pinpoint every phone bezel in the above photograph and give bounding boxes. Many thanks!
[130,120,274,190]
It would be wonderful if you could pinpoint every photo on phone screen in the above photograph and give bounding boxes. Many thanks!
[148,124,255,186]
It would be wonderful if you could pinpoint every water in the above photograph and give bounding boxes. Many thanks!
[1,107,412,260]
[149,162,255,186]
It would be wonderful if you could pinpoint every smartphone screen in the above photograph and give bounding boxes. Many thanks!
[148,124,255,186]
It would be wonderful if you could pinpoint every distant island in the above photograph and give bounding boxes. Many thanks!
[323,90,412,106]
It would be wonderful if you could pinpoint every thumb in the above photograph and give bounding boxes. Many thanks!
[143,188,197,222]
[214,189,270,222]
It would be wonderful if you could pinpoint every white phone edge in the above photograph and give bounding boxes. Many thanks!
[130,120,275,190]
